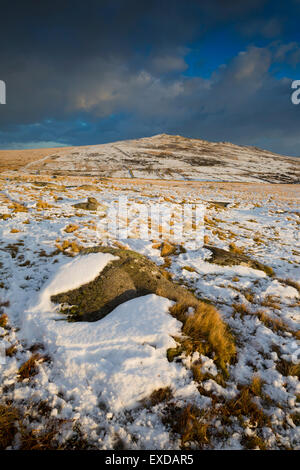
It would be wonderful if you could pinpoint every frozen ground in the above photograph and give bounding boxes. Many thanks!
[0,173,299,449]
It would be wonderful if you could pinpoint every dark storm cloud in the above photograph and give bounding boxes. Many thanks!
[0,0,300,154]
[0,0,269,124]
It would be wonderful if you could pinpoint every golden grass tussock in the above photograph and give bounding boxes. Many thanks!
[229,242,245,255]
[234,301,294,336]
[5,344,17,357]
[219,385,270,428]
[262,265,275,277]
[152,242,162,250]
[36,199,53,210]
[191,363,205,383]
[261,295,281,310]
[19,419,66,450]
[232,303,251,316]
[177,405,210,449]
[0,313,8,328]
[249,374,264,397]
[242,434,268,450]
[255,309,287,333]
[0,403,74,450]
[160,241,177,257]
[276,358,300,378]
[163,403,211,449]
[17,353,49,381]
[163,373,270,449]
[169,302,236,374]
[64,223,79,233]
[9,202,28,213]
[55,239,82,254]
[181,266,197,273]
[0,404,18,449]
[244,291,255,303]
[204,216,215,226]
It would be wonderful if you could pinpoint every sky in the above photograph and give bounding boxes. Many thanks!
[0,0,300,155]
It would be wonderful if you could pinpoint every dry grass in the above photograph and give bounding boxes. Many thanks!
[36,199,53,210]
[219,385,270,428]
[244,291,255,303]
[276,358,300,378]
[262,265,275,277]
[0,214,12,220]
[180,405,210,448]
[19,418,68,450]
[232,303,251,316]
[191,362,226,389]
[55,239,82,254]
[0,313,8,328]
[0,402,74,450]
[234,301,294,337]
[17,353,49,381]
[9,202,28,213]
[261,295,281,310]
[164,404,210,449]
[0,404,18,449]
[242,434,268,450]
[5,344,17,357]
[278,278,300,295]
[229,242,245,255]
[64,223,79,233]
[182,266,197,273]
[160,241,177,257]
[169,302,236,374]
[255,309,287,334]
[149,386,173,406]
[250,374,264,397]
[162,373,270,449]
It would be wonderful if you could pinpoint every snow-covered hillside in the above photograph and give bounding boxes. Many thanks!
[18,134,300,183]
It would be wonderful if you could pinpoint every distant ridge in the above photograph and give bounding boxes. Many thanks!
[3,134,300,183]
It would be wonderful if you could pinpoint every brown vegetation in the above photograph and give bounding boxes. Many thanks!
[169,302,236,374]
